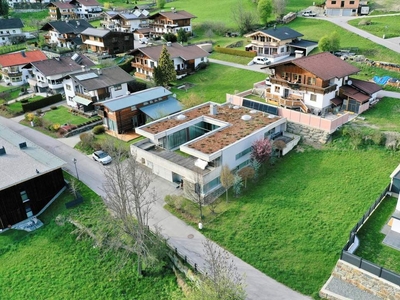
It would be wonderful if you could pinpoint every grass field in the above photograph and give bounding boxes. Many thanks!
[168,147,400,297]
[171,63,266,103]
[6,96,43,114]
[0,174,182,300]
[43,106,95,125]
[348,16,400,39]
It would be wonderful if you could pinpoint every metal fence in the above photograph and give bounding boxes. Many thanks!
[340,184,400,286]
[165,240,207,275]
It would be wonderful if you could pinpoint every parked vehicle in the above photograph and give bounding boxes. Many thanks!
[92,150,112,165]
[302,10,317,17]
[139,37,148,44]
[252,56,271,65]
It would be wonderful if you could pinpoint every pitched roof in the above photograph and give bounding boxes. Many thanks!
[247,27,303,40]
[341,85,370,103]
[290,52,360,80]
[0,50,47,67]
[70,66,134,90]
[48,1,75,9]
[99,86,172,111]
[0,18,24,30]
[28,54,94,76]
[71,0,100,6]
[40,19,93,34]
[81,27,110,37]
[349,77,381,95]
[112,11,149,20]
[150,10,196,20]
[131,43,209,61]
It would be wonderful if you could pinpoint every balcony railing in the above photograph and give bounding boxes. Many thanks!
[270,76,337,94]
[0,69,22,77]
[131,62,154,72]
[76,92,95,101]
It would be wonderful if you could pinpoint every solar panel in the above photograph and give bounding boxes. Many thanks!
[242,99,278,115]
[75,72,98,81]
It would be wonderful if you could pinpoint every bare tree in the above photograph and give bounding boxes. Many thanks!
[183,173,204,220]
[237,166,255,188]
[191,239,246,300]
[101,143,162,276]
[220,165,235,202]
[272,0,287,18]
[231,0,257,35]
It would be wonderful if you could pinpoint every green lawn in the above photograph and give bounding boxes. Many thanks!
[355,97,400,132]
[0,174,182,299]
[10,10,49,31]
[171,63,266,104]
[169,147,400,298]
[43,106,95,126]
[355,196,400,273]
[209,52,253,65]
[348,16,400,39]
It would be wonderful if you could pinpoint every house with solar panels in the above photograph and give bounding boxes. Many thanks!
[0,125,66,229]
[95,86,182,134]
[63,65,134,112]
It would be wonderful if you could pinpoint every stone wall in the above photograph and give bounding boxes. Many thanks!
[64,120,103,137]
[286,122,331,144]
[320,260,400,299]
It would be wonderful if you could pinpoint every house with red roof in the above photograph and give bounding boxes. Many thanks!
[0,50,48,86]
[129,42,209,80]
[263,52,381,115]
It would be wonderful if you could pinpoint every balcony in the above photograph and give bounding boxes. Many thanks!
[132,62,154,72]
[0,69,22,77]
[76,92,95,101]
[250,40,280,47]
[265,92,309,113]
[269,76,337,94]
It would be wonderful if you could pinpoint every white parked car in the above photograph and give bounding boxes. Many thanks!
[92,150,112,165]
[302,10,317,17]
[253,56,271,65]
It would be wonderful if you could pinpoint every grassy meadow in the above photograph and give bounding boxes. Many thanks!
[348,15,400,39]
[0,175,182,300]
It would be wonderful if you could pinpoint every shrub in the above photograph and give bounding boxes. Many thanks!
[195,62,209,71]
[58,128,67,136]
[51,123,61,132]
[20,99,29,104]
[32,116,42,127]
[214,46,257,58]
[163,33,177,43]
[198,21,228,36]
[50,106,57,110]
[371,131,384,145]
[79,132,94,148]
[25,112,35,122]
[35,109,42,116]
[92,125,105,135]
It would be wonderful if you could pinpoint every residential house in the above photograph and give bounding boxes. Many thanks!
[47,0,102,20]
[0,50,47,86]
[100,10,120,30]
[133,27,152,42]
[63,66,134,111]
[132,101,298,202]
[41,19,93,49]
[325,0,360,16]
[0,125,66,229]
[48,1,76,20]
[148,9,196,37]
[245,27,318,63]
[110,10,150,33]
[264,52,381,115]
[80,28,134,55]
[130,42,209,80]
[24,53,94,93]
[0,18,24,46]
[96,86,182,134]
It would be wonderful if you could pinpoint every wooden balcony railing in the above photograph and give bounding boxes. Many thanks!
[131,62,154,72]
[269,76,337,94]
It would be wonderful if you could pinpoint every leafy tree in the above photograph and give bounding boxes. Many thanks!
[156,0,165,9]
[190,239,247,300]
[251,137,272,164]
[318,31,341,52]
[153,45,176,87]
[250,159,261,181]
[231,0,257,35]
[0,0,9,17]
[220,165,234,202]
[237,166,255,188]
[232,174,243,197]
[177,28,188,43]
[163,32,177,43]
[258,0,273,25]
[272,0,286,17]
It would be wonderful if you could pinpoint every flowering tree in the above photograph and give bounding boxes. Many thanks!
[251,138,272,164]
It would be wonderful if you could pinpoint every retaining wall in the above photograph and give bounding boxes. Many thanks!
[286,122,331,144]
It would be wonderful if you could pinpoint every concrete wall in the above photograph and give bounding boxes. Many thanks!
[320,260,400,299]
[286,122,331,144]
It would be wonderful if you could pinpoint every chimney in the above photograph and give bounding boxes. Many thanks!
[76,21,80,26]
[21,50,26,57]
[0,146,5,155]
[210,103,217,115]
[166,41,171,47]
[97,68,102,75]
[19,142,27,149]
[81,65,86,72]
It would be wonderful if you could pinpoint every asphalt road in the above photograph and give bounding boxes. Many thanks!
[0,116,311,300]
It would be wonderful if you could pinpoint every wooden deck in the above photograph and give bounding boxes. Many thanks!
[105,130,140,142]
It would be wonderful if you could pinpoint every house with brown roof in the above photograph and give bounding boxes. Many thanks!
[131,101,299,202]
[47,0,102,20]
[0,50,48,86]
[80,28,134,56]
[24,53,94,94]
[325,0,360,16]
[109,10,150,33]
[63,66,134,112]
[71,0,102,19]
[129,42,209,80]
[95,86,182,134]
[263,52,381,115]
[48,1,76,20]
[148,9,196,37]
[245,27,318,63]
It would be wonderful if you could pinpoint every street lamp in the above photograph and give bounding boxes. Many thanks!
[72,158,79,180]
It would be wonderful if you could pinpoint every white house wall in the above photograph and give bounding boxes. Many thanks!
[110,83,129,98]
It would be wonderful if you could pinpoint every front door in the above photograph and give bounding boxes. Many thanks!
[284,89,289,98]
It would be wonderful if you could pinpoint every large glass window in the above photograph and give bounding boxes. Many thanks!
[235,147,252,160]
[203,177,220,193]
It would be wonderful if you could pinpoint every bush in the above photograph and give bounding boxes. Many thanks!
[195,62,209,71]
[32,116,42,127]
[51,123,61,132]
[92,125,105,135]
[25,112,35,122]
[35,109,42,116]
[214,46,257,58]
[198,21,228,36]
[79,132,95,148]
[163,33,177,43]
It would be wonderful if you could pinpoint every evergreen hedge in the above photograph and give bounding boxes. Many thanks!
[22,94,63,113]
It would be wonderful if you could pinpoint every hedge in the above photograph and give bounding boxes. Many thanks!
[214,46,257,58]
[22,94,63,113]
[118,57,134,73]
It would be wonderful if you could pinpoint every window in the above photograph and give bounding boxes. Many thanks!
[307,77,316,85]
[12,30,16,33]
[310,94,317,102]
[264,127,276,138]
[280,47,285,53]
[131,105,137,111]
[331,0,336,4]
[235,147,252,160]
[20,191,29,202]
[274,86,281,93]
[114,84,122,91]
[282,72,288,79]
[293,74,302,83]
[203,177,220,193]
[349,0,354,4]
[66,84,71,91]
[124,35,130,41]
